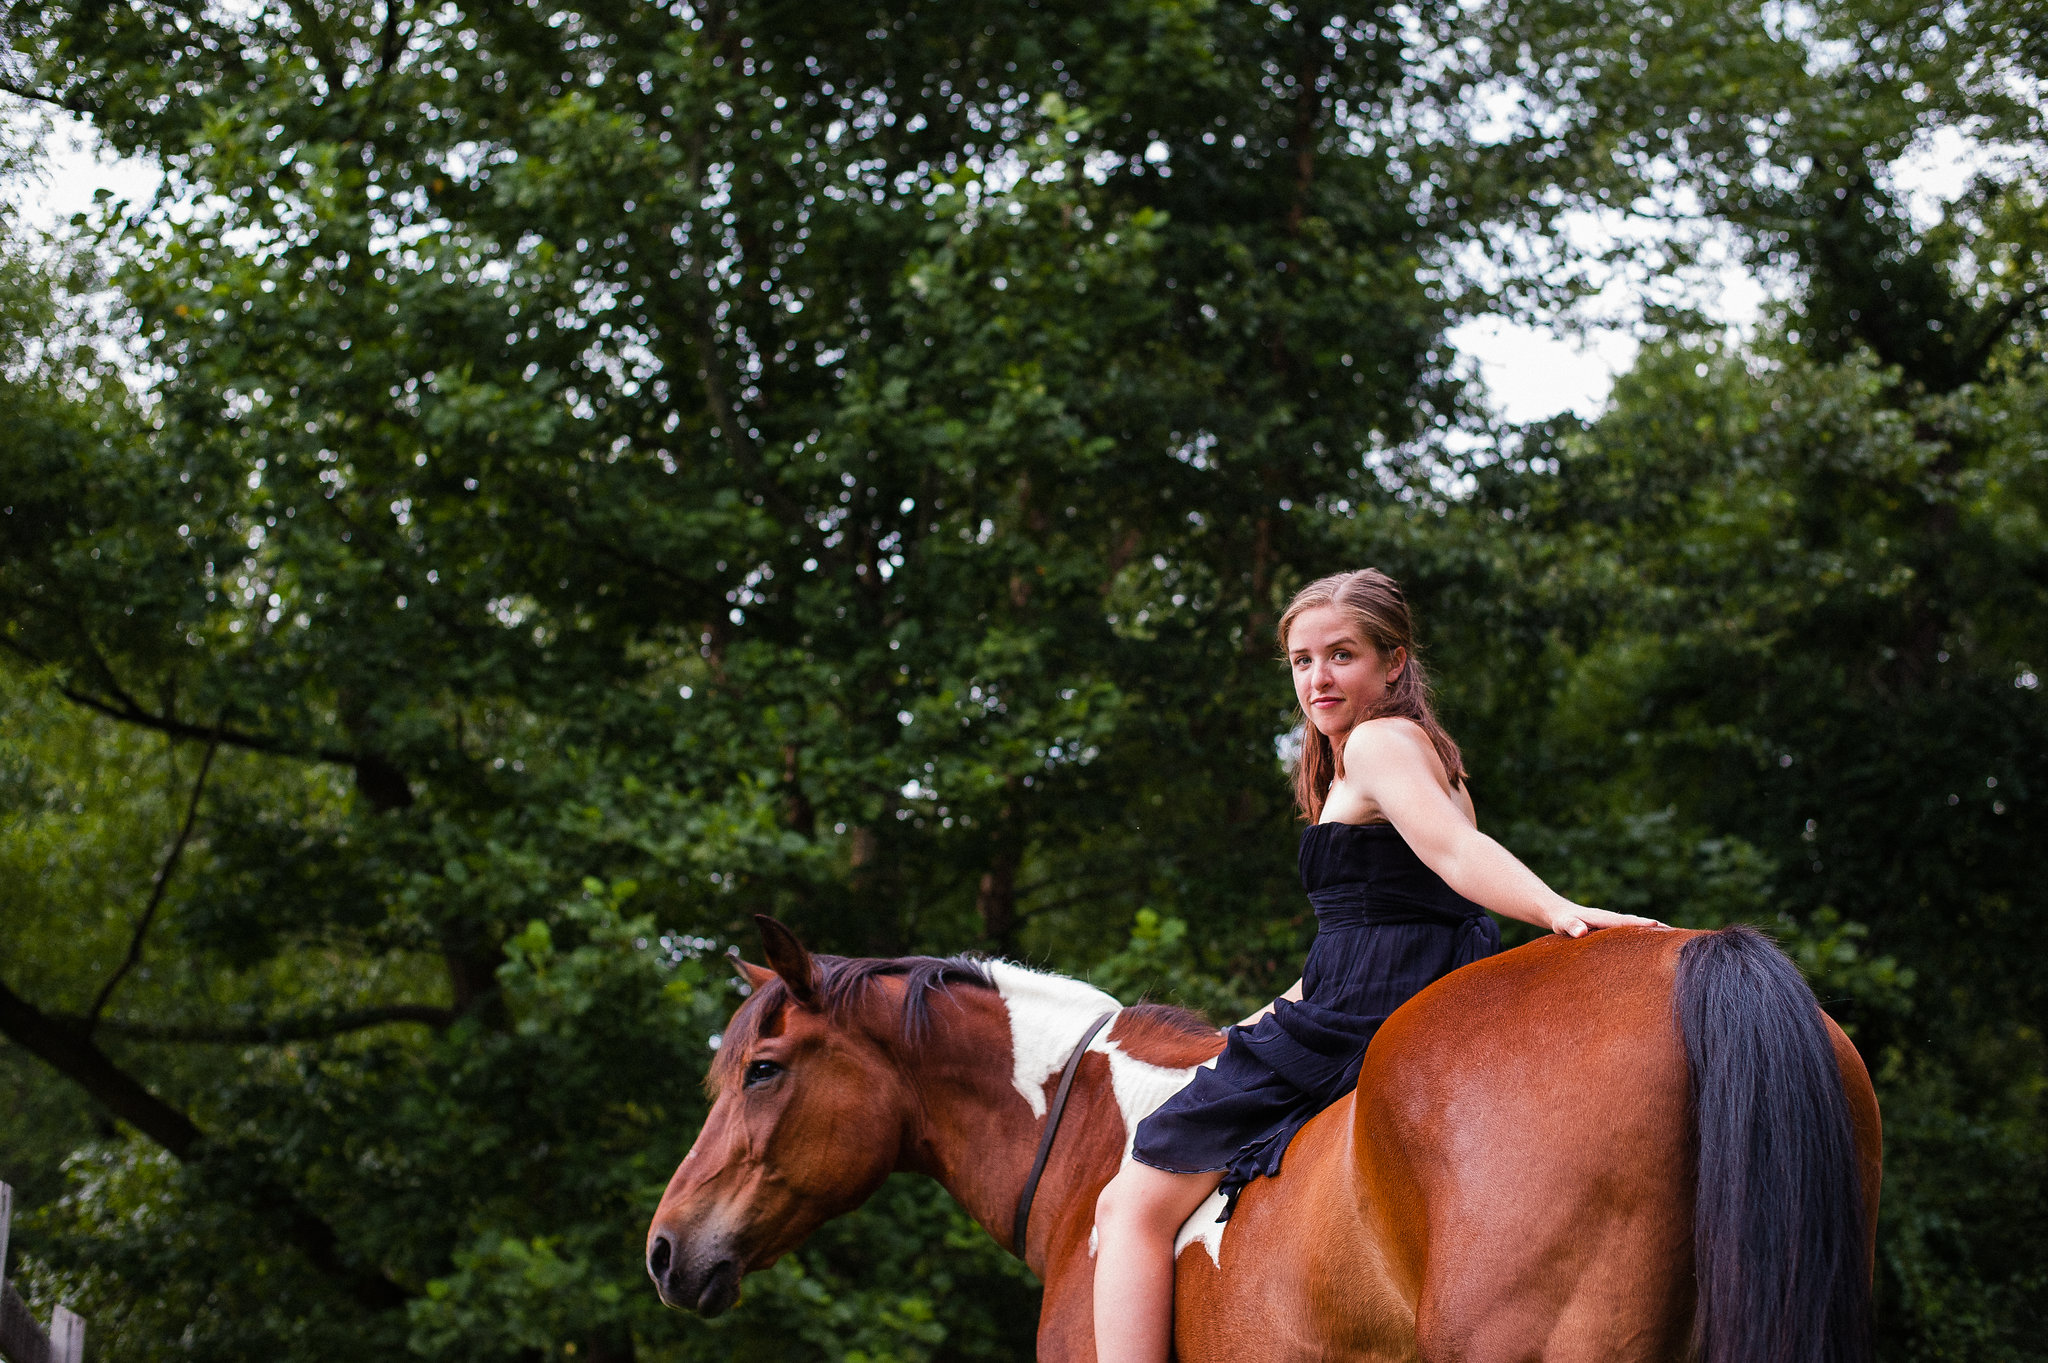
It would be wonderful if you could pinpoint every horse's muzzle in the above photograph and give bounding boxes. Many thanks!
[648,1229,743,1317]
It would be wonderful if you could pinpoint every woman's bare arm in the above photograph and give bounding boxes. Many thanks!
[1343,721,1663,937]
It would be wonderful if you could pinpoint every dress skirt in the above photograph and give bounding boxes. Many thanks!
[1130,822,1502,1217]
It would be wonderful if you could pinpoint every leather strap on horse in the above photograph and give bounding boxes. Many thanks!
[1012,1010,1116,1258]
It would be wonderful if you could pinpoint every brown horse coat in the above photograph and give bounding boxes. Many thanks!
[649,920,1881,1363]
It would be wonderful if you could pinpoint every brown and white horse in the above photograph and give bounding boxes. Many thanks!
[647,916,1881,1363]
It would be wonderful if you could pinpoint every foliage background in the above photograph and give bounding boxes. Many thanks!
[0,0,2041,1358]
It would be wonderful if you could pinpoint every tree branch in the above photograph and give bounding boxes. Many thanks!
[689,295,807,524]
[86,737,220,1029]
[975,790,1025,949]
[83,1003,454,1045]
[0,637,417,812]
[376,0,404,76]
[0,975,411,1310]
[0,973,204,1159]
[52,683,351,763]
[0,75,97,117]
[283,0,349,96]
[1284,16,1329,236]
[54,680,417,810]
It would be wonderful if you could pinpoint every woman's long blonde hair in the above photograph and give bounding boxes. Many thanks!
[1279,568,1466,822]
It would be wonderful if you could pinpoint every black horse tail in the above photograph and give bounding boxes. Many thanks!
[1675,924,1873,1363]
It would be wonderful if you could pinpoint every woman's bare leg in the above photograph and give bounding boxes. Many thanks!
[1092,1162,1227,1363]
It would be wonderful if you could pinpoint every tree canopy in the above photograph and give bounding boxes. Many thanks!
[0,0,2042,1359]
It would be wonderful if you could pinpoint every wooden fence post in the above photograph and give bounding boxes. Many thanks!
[47,1309,83,1363]
[0,1181,87,1363]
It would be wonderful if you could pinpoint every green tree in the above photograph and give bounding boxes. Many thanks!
[1472,339,2048,1360]
[1434,2,2048,1351]
[2,0,2043,1357]
[0,1,1463,1357]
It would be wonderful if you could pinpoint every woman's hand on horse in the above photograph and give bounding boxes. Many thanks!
[1547,904,1668,937]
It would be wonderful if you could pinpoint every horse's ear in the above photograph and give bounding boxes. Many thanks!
[753,914,819,1008]
[733,959,777,992]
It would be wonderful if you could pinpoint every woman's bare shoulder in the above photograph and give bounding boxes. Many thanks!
[1342,715,1433,758]
[1343,717,1460,800]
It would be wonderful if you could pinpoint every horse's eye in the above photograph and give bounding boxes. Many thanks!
[743,1059,783,1089]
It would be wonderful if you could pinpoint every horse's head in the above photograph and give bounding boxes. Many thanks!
[646,915,982,1316]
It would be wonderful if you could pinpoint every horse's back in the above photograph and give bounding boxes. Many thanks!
[1174,930,1695,1363]
[1357,927,1699,1362]
[1170,926,1880,1363]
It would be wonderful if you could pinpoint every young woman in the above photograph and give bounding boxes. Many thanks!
[1091,568,1663,1363]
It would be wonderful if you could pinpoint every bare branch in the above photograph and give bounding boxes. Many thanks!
[0,974,203,1159]
[0,976,411,1309]
[375,0,404,77]
[0,75,95,116]
[88,1004,455,1045]
[86,737,220,1030]
[48,683,363,766]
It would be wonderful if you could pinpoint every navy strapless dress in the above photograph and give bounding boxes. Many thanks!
[1130,821,1501,1216]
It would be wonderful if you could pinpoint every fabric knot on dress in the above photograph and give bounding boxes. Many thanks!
[1450,912,1500,973]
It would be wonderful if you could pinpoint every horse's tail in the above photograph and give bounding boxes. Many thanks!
[1674,924,1873,1363]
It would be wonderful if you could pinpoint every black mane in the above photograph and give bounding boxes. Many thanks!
[706,952,1223,1091]
[707,952,995,1089]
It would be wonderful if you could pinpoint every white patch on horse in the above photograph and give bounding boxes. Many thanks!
[988,961,1231,1266]
[1090,1034,1210,1164]
[1172,1189,1229,1264]
[1097,1186,1220,1260]
[1087,1029,1229,1265]
[1087,1188,1223,1262]
[987,960,1120,1119]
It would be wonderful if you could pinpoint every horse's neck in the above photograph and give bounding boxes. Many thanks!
[909,963,1229,1270]
[901,965,1114,1245]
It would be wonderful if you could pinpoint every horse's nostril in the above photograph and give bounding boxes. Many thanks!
[648,1233,673,1280]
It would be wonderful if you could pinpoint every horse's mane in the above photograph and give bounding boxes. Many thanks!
[707,952,995,1091]
[707,952,1224,1091]
[1114,1001,1226,1067]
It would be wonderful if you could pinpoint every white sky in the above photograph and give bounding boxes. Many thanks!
[1446,317,1646,424]
[1446,121,2004,421]
[15,105,1993,426]
[19,109,162,224]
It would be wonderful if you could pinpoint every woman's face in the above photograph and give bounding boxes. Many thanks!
[1287,605,1406,739]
